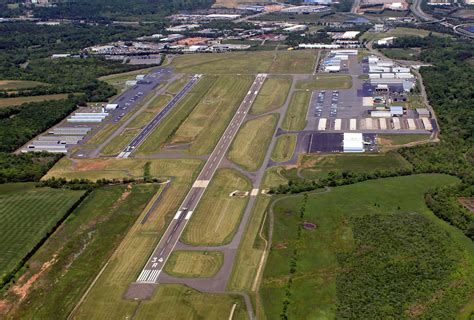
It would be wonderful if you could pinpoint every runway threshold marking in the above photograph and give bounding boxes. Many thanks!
[134,74,268,285]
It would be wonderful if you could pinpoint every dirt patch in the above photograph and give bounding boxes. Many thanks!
[112,184,133,210]
[377,137,393,146]
[230,190,249,198]
[75,160,113,172]
[459,197,474,213]
[302,222,317,230]
[274,243,287,250]
[0,300,9,314]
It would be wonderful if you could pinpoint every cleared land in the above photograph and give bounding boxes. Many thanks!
[250,76,292,115]
[271,134,297,163]
[163,251,223,278]
[380,48,420,60]
[171,75,253,155]
[361,27,450,42]
[0,80,47,91]
[297,152,412,179]
[0,94,69,108]
[170,50,316,74]
[296,74,352,90]
[377,134,430,146]
[4,184,159,319]
[228,114,278,171]
[260,174,474,319]
[183,169,251,246]
[0,183,85,282]
[136,76,216,155]
[281,91,311,131]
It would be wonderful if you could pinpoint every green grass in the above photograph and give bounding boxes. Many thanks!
[251,12,327,22]
[0,94,69,108]
[6,184,159,319]
[101,129,138,156]
[228,114,278,171]
[182,169,251,246]
[296,74,352,90]
[136,76,216,155]
[170,50,316,74]
[0,183,85,282]
[0,80,47,91]
[298,152,412,179]
[164,251,223,278]
[99,67,155,90]
[165,76,190,95]
[378,134,430,146]
[261,174,474,319]
[250,76,292,115]
[281,91,311,131]
[171,75,253,155]
[361,27,450,42]
[380,48,420,60]
[271,134,297,163]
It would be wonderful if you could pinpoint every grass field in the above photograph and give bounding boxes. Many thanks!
[377,134,430,146]
[136,76,216,155]
[99,67,155,90]
[228,114,278,171]
[281,91,311,131]
[0,94,69,108]
[0,80,47,91]
[260,174,474,319]
[250,76,292,115]
[252,12,327,22]
[165,76,189,94]
[182,169,251,246]
[170,50,317,74]
[171,75,253,155]
[164,251,223,278]
[380,48,420,60]
[0,183,85,283]
[271,134,297,163]
[297,152,412,179]
[296,74,352,90]
[361,27,450,42]
[4,184,159,319]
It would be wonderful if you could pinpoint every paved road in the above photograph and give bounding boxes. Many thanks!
[117,74,202,158]
[134,74,268,284]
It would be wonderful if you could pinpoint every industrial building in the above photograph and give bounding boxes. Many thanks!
[416,108,431,117]
[343,133,364,153]
[51,127,91,135]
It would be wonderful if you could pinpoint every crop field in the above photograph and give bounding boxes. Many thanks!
[135,285,247,320]
[228,114,278,171]
[71,158,204,319]
[136,76,215,155]
[296,74,352,90]
[164,250,223,278]
[297,152,412,179]
[360,27,450,42]
[0,80,47,91]
[170,50,316,74]
[183,169,251,246]
[171,75,253,155]
[260,174,474,319]
[0,94,69,108]
[5,184,159,319]
[271,134,297,163]
[281,91,311,131]
[250,76,292,115]
[0,183,85,282]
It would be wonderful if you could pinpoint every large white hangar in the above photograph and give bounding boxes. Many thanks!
[343,132,364,153]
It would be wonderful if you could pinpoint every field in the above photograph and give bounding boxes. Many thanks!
[99,67,155,90]
[380,48,420,60]
[296,152,412,179]
[296,74,352,90]
[165,76,190,94]
[281,91,311,131]
[182,169,251,246]
[0,183,85,284]
[228,114,278,171]
[377,134,430,146]
[136,76,215,155]
[4,184,159,319]
[251,12,327,22]
[260,174,474,319]
[271,134,297,163]
[171,75,253,155]
[361,27,450,42]
[0,94,69,108]
[170,50,317,74]
[0,80,47,91]
[250,76,292,115]
[163,251,223,278]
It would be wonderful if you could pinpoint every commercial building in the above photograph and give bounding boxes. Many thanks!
[390,106,404,116]
[51,127,91,135]
[343,133,364,153]
[416,108,431,117]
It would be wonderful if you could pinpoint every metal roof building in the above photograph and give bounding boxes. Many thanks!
[343,133,364,153]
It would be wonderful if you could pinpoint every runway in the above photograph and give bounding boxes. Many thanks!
[117,74,202,158]
[135,74,267,284]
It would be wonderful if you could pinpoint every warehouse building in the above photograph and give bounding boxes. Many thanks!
[343,133,364,153]
[416,108,431,117]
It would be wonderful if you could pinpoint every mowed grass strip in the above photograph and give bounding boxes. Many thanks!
[228,114,278,171]
[0,94,69,108]
[164,250,223,278]
[0,183,85,279]
[296,74,352,90]
[183,169,251,246]
[271,134,297,163]
[360,27,450,42]
[281,91,311,131]
[172,75,253,155]
[250,76,292,115]
[0,80,47,91]
[136,76,216,155]
[260,174,471,319]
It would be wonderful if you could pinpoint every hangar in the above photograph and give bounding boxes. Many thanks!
[343,132,364,153]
